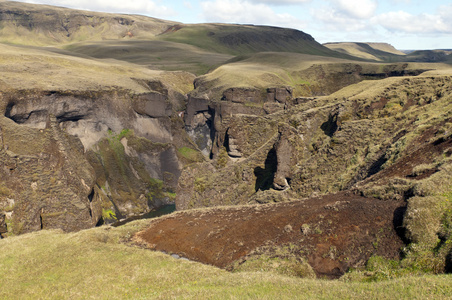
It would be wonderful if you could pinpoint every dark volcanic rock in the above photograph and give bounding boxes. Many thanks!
[0,86,189,234]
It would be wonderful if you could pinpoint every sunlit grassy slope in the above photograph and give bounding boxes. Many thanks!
[64,40,234,75]
[0,221,451,299]
[157,24,353,58]
[61,23,356,75]
[324,42,406,61]
[0,42,194,94]
[0,1,175,46]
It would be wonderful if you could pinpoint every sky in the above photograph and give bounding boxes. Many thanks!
[11,0,452,50]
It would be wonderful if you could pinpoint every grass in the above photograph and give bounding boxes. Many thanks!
[64,39,233,75]
[177,147,204,162]
[0,223,452,299]
[0,42,195,93]
[158,24,352,59]
[324,42,407,62]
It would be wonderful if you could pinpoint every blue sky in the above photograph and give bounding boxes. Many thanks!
[12,0,452,50]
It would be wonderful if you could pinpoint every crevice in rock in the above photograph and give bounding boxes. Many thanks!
[0,213,7,238]
[4,102,33,124]
[207,107,216,158]
[367,153,388,177]
[88,189,94,202]
[393,205,409,249]
[320,113,338,137]
[56,113,85,123]
[95,217,105,227]
[445,251,452,273]
[223,128,230,153]
[4,102,14,119]
[254,148,278,192]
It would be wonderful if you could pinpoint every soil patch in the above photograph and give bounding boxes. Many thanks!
[134,191,405,278]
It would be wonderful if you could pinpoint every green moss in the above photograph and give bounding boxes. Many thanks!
[165,192,177,202]
[146,178,166,204]
[177,147,202,162]
[118,128,131,140]
[102,209,117,221]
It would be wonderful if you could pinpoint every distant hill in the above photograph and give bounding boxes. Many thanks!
[0,1,355,75]
[0,1,176,46]
[323,42,405,61]
[325,42,452,64]
[156,24,350,58]
[365,43,406,55]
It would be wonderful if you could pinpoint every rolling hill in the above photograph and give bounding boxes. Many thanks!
[325,42,452,64]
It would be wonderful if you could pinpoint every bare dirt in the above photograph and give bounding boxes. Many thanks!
[135,191,405,278]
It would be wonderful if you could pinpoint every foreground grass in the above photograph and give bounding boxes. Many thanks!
[1,220,451,299]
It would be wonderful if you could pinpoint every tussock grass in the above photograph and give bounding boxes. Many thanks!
[1,221,452,299]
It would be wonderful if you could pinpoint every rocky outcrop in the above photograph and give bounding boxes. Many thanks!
[132,92,172,118]
[174,74,452,274]
[0,82,195,234]
[176,75,452,209]
[0,113,97,234]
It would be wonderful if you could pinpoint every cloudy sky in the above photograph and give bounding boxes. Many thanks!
[12,0,452,50]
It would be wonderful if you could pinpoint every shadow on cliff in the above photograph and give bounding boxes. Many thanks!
[253,148,277,192]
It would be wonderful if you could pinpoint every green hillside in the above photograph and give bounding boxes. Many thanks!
[157,23,353,58]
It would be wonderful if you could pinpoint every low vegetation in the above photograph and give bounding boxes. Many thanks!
[1,222,452,299]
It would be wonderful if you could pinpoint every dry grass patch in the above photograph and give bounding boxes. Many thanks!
[0,222,452,299]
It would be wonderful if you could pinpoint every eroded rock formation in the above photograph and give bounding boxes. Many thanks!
[0,81,196,235]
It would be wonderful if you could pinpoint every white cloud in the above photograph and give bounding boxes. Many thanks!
[200,0,306,29]
[308,0,377,35]
[183,1,193,9]
[372,9,452,34]
[250,0,311,4]
[12,0,175,18]
[311,6,372,33]
[330,0,377,19]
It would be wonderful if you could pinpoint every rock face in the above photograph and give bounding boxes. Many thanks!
[0,80,197,234]
[177,75,452,209]
[0,113,96,233]
[171,73,452,276]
